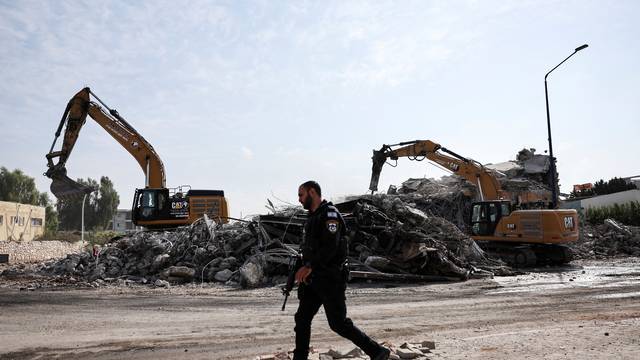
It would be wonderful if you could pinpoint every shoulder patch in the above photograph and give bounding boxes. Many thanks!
[327,211,338,218]
[326,219,339,234]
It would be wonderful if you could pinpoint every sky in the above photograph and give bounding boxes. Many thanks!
[1,0,638,219]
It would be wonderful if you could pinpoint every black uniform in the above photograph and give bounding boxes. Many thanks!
[293,200,384,360]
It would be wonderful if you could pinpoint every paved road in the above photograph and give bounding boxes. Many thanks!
[1,258,639,359]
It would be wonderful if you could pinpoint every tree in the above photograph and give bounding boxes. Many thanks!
[57,176,120,231]
[592,177,636,196]
[0,167,59,236]
[570,176,637,198]
[0,167,40,204]
[94,176,120,230]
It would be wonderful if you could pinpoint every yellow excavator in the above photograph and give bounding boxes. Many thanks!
[369,140,578,266]
[45,87,228,228]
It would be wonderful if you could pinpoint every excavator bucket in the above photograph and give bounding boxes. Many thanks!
[47,167,95,200]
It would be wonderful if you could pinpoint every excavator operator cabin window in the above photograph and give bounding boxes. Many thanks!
[142,191,155,208]
[501,203,510,217]
[471,203,491,236]
[157,193,163,210]
[472,205,484,222]
[489,203,498,223]
[140,190,157,218]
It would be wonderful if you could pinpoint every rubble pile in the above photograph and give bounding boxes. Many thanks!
[384,176,474,232]
[346,195,511,278]
[383,148,556,232]
[487,148,556,207]
[37,217,286,287]
[258,340,436,360]
[571,219,640,259]
[3,192,512,287]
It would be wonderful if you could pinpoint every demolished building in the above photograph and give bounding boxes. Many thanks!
[3,148,637,288]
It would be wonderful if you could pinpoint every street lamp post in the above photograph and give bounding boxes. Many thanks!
[544,44,588,209]
[81,193,87,245]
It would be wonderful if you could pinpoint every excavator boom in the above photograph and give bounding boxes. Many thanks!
[45,88,166,200]
[369,140,502,201]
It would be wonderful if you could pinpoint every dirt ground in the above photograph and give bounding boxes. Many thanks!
[1,258,639,360]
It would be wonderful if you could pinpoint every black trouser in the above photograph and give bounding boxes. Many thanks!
[293,277,381,360]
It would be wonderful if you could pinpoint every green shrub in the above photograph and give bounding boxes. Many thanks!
[586,201,640,225]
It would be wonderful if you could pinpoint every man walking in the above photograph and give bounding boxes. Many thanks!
[293,181,390,360]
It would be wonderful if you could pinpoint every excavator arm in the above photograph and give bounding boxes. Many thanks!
[369,140,503,201]
[45,87,166,200]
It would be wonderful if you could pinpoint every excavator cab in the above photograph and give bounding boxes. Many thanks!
[471,200,511,236]
[132,188,179,222]
[134,189,160,221]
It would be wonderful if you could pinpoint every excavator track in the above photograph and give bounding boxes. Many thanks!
[478,241,572,267]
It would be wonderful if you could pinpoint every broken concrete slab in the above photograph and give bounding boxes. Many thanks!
[214,269,234,282]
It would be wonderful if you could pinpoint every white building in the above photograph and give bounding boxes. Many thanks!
[624,175,640,189]
[108,209,141,232]
[580,189,640,210]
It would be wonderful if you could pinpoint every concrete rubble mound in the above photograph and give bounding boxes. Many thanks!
[257,340,436,360]
[385,148,555,233]
[37,217,280,287]
[487,147,555,206]
[15,191,513,287]
[4,149,574,286]
[342,195,511,278]
[571,219,640,258]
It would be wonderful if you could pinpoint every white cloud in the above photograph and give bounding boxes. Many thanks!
[1,0,638,218]
[241,146,254,160]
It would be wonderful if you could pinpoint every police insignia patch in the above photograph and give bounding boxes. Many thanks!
[327,220,339,234]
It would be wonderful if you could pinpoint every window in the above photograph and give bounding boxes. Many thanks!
[19,216,25,226]
[31,218,43,226]
[143,191,155,207]
[0,215,3,225]
[501,203,511,217]
[489,203,498,222]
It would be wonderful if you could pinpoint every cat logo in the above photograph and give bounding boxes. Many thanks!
[172,201,188,210]
[564,216,574,229]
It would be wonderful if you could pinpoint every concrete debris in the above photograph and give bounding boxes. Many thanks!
[344,195,512,277]
[256,341,435,360]
[571,219,640,259]
[1,189,511,287]
[3,148,632,287]
[214,269,234,282]
[239,255,266,288]
[487,148,555,205]
[154,279,170,288]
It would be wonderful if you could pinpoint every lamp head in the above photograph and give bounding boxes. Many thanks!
[575,44,589,52]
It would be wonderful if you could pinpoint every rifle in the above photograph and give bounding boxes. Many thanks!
[281,253,302,311]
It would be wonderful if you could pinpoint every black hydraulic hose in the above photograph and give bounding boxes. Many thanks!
[439,146,471,163]
[48,100,73,154]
